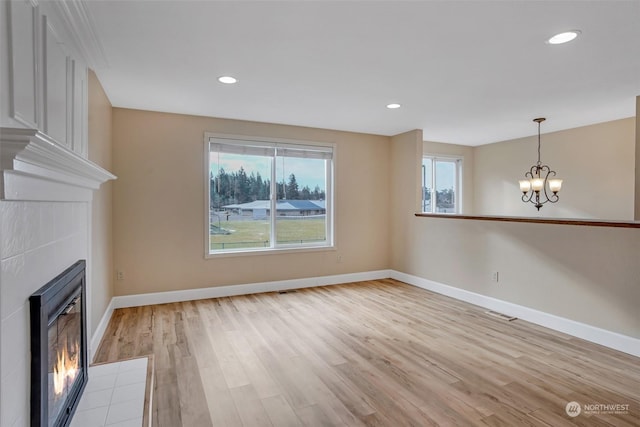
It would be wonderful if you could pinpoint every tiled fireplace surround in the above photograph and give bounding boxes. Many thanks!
[1,200,89,427]
[1,128,115,427]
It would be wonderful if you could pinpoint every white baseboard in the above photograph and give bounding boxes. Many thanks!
[112,269,393,309]
[88,269,639,360]
[391,271,640,358]
[90,297,114,362]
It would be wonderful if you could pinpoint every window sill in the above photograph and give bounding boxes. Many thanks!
[205,244,336,259]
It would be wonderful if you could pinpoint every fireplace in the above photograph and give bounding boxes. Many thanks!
[30,260,88,427]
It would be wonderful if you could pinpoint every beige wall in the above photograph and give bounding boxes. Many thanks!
[390,130,423,270]
[422,140,474,214]
[398,217,640,338]
[473,118,636,220]
[88,70,114,337]
[112,108,390,296]
[392,127,640,339]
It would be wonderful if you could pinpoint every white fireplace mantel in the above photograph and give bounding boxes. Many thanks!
[0,127,116,202]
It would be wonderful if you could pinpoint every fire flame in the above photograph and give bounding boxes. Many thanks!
[53,341,79,395]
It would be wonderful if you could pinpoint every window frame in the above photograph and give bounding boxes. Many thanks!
[204,132,335,257]
[421,155,463,214]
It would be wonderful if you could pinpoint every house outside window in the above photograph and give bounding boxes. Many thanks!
[206,134,334,255]
[422,156,462,214]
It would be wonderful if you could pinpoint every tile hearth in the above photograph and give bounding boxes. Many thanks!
[69,357,150,427]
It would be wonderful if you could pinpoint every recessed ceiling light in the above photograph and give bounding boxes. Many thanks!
[547,30,581,45]
[218,76,238,84]
[386,103,401,109]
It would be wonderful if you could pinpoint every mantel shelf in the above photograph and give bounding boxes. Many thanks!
[0,127,116,202]
[415,213,640,229]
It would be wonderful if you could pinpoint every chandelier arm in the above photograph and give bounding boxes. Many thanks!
[522,167,538,205]
[540,165,551,202]
[540,165,560,205]
[541,166,560,204]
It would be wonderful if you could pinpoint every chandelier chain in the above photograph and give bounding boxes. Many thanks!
[537,121,541,165]
[534,117,545,166]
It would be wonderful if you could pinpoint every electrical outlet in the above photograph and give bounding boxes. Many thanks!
[337,254,343,263]
[492,272,499,283]
[116,270,124,281]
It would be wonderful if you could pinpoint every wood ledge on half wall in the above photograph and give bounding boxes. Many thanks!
[414,213,640,229]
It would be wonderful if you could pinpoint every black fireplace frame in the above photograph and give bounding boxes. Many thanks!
[29,260,88,427]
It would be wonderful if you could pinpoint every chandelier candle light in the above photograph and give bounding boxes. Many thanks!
[519,118,563,210]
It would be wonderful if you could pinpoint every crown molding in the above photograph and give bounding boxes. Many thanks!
[1,127,116,202]
[48,0,108,69]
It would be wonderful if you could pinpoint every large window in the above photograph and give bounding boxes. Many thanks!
[206,134,334,254]
[422,156,462,213]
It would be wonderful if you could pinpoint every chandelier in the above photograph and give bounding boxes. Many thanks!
[519,118,562,210]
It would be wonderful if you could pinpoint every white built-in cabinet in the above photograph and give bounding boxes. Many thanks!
[3,0,88,157]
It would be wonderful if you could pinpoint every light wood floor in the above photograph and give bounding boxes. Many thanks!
[95,279,640,426]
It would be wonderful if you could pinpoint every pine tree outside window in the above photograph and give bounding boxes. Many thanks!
[206,134,334,255]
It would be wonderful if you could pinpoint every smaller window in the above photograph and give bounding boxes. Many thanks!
[422,156,462,214]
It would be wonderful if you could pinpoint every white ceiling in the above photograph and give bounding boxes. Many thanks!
[85,0,640,146]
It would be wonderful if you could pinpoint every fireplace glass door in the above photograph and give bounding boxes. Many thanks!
[47,291,83,426]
